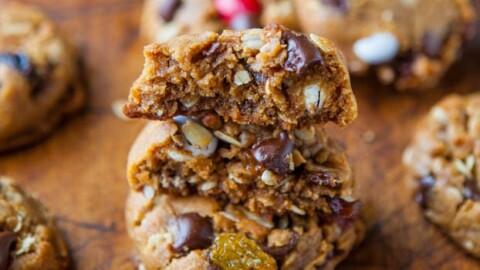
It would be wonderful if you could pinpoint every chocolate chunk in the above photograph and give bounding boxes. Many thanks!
[318,198,361,230]
[172,213,214,252]
[0,231,16,270]
[261,231,298,259]
[281,30,323,74]
[0,53,33,76]
[394,52,415,79]
[320,0,349,13]
[251,132,294,175]
[303,171,342,189]
[159,0,182,22]
[415,175,435,208]
[422,32,444,58]
[229,14,261,30]
[463,179,480,201]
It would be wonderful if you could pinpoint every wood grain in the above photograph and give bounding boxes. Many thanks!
[0,0,479,269]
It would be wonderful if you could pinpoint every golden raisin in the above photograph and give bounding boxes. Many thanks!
[209,233,277,270]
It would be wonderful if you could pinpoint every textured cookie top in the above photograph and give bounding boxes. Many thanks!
[0,3,85,152]
[124,24,357,130]
[0,177,68,270]
[403,93,480,256]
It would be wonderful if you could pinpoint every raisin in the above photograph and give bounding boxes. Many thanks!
[209,233,277,270]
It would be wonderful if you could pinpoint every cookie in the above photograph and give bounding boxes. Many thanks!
[0,3,85,152]
[127,119,356,216]
[140,0,298,43]
[126,191,363,270]
[294,0,476,90]
[124,24,357,130]
[403,93,480,256]
[0,177,68,269]
[140,0,224,43]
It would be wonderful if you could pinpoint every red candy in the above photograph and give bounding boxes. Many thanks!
[214,0,262,22]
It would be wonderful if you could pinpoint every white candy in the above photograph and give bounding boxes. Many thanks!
[353,32,400,65]
[184,136,218,158]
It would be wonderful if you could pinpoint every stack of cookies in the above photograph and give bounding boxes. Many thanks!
[123,24,363,270]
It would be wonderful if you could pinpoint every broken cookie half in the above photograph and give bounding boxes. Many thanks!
[123,24,357,130]
[127,119,357,216]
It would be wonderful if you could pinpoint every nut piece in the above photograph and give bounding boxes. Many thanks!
[234,70,252,85]
[182,120,214,149]
[241,29,263,50]
[303,84,324,112]
[261,170,280,186]
[214,131,243,147]
[309,33,334,53]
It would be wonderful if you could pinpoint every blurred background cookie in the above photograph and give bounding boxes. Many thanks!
[0,176,68,270]
[140,0,298,43]
[0,3,85,153]
[294,0,476,91]
[403,93,480,257]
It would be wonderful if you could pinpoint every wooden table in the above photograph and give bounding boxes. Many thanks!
[0,0,479,269]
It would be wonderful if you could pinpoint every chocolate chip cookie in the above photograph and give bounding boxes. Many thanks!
[126,192,363,270]
[124,24,357,130]
[0,3,85,152]
[140,0,224,43]
[0,177,68,269]
[294,0,476,90]
[140,0,298,43]
[403,93,480,257]
[127,119,357,216]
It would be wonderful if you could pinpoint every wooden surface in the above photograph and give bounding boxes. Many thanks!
[0,0,479,269]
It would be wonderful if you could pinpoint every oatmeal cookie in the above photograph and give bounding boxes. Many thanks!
[0,3,85,152]
[124,24,357,130]
[403,93,480,257]
[0,177,68,270]
[140,0,224,43]
[127,119,356,216]
[294,0,476,90]
[140,0,298,43]
[126,192,363,270]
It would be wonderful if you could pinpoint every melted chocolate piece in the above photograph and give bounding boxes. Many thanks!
[159,0,182,22]
[229,14,261,30]
[0,231,16,270]
[422,32,444,58]
[318,198,361,230]
[415,175,435,208]
[251,132,294,175]
[0,53,33,76]
[463,180,480,201]
[394,52,415,79]
[281,30,323,74]
[303,171,342,189]
[320,0,349,13]
[172,213,214,252]
[261,231,298,260]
